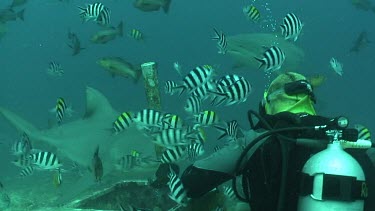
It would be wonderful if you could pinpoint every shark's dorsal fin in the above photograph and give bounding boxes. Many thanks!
[84,87,116,119]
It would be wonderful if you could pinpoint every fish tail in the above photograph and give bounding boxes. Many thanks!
[162,0,172,13]
[254,57,265,70]
[211,28,220,40]
[280,24,286,36]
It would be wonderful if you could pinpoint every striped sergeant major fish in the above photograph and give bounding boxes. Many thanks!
[12,154,33,168]
[46,61,64,77]
[184,95,202,115]
[211,75,252,106]
[355,124,371,140]
[11,132,32,156]
[212,28,227,54]
[161,114,184,129]
[129,29,144,41]
[280,13,303,42]
[29,151,62,170]
[96,6,111,26]
[214,120,239,141]
[165,80,178,95]
[191,82,214,100]
[175,65,214,96]
[151,128,192,148]
[254,46,285,73]
[161,146,187,164]
[113,112,134,134]
[78,3,110,26]
[194,110,221,127]
[243,5,260,22]
[20,166,34,177]
[55,97,66,125]
[186,143,204,161]
[168,167,188,206]
[223,186,236,200]
[115,154,138,171]
[134,109,164,130]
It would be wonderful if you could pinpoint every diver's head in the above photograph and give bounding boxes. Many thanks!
[262,72,316,115]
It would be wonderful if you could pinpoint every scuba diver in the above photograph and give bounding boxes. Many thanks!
[180,72,375,211]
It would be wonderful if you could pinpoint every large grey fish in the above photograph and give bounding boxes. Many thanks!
[133,0,172,13]
[350,31,370,53]
[90,21,123,44]
[97,56,142,82]
[0,8,24,22]
[67,30,85,56]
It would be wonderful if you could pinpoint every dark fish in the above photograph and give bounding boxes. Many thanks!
[133,0,172,13]
[97,56,142,82]
[0,8,24,22]
[350,31,370,53]
[67,31,85,56]
[90,21,123,44]
[351,0,373,12]
[92,146,103,182]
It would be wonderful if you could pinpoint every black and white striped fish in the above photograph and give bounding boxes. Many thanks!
[243,5,260,22]
[11,132,32,156]
[184,95,202,115]
[187,143,204,161]
[46,61,64,76]
[129,29,144,41]
[29,151,62,170]
[211,75,252,106]
[55,97,67,125]
[212,28,227,54]
[161,114,184,129]
[161,146,187,164]
[78,3,105,21]
[116,154,139,171]
[280,13,303,42]
[191,82,214,100]
[165,80,178,95]
[223,186,236,200]
[134,109,164,129]
[96,6,111,26]
[13,154,33,168]
[151,128,191,148]
[355,124,371,140]
[20,166,34,177]
[113,112,133,134]
[254,46,285,73]
[195,110,220,127]
[168,168,188,206]
[176,65,214,96]
[214,120,239,141]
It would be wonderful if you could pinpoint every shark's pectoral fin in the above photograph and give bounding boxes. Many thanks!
[0,106,39,135]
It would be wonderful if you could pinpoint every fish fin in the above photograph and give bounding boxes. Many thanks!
[280,24,286,36]
[211,28,220,40]
[162,0,172,13]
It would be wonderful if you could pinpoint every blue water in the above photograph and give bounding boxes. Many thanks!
[0,0,374,208]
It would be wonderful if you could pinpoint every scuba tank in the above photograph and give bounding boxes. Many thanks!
[297,118,371,211]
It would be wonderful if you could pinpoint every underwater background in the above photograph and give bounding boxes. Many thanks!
[0,0,374,209]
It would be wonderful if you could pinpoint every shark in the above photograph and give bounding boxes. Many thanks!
[0,87,157,176]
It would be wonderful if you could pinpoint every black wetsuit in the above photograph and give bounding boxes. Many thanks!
[181,112,375,211]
